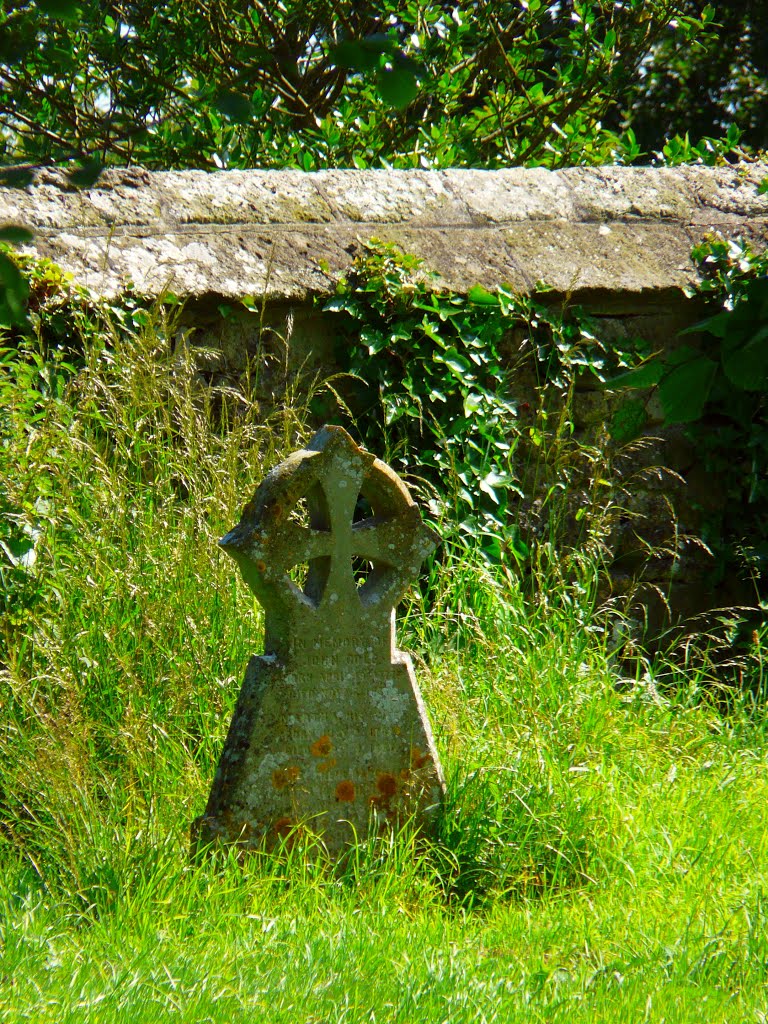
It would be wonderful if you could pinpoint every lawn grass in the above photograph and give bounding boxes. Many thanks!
[1,313,767,1022]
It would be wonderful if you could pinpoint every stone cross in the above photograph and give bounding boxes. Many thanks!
[193,425,445,855]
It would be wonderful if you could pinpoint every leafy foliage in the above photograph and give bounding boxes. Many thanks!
[322,240,628,567]
[0,1,736,173]
[607,237,768,592]
[324,243,522,557]
[623,0,768,156]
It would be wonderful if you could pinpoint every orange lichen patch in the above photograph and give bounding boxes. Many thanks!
[410,748,431,770]
[317,758,337,773]
[376,772,397,798]
[310,734,333,757]
[271,816,293,838]
[271,765,301,790]
[335,780,356,802]
[255,559,267,573]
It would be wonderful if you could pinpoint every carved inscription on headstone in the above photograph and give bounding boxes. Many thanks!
[192,425,445,855]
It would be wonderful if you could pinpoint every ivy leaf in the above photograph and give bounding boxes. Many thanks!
[361,326,389,355]
[420,317,443,343]
[0,225,34,244]
[463,392,483,416]
[467,284,498,306]
[478,470,508,505]
[435,347,473,384]
[658,348,717,424]
[0,251,29,327]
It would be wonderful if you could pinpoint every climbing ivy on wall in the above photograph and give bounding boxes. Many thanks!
[318,235,768,624]
[321,240,629,565]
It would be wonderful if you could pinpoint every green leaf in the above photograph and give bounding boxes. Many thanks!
[722,323,768,392]
[214,90,253,124]
[0,225,34,244]
[376,67,418,109]
[478,470,508,505]
[420,317,442,343]
[323,295,358,314]
[758,177,768,197]
[682,310,731,338]
[36,0,80,19]
[658,350,717,424]
[505,526,530,562]
[605,359,664,390]
[332,35,395,71]
[0,251,29,327]
[713,277,768,391]
[361,327,389,355]
[0,534,37,569]
[729,276,768,327]
[463,392,483,416]
[467,284,498,306]
[610,398,647,442]
[0,167,36,189]
[435,348,473,383]
[66,159,103,188]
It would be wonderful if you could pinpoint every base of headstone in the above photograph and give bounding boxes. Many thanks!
[191,645,444,858]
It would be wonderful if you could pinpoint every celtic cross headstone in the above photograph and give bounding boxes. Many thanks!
[192,425,445,855]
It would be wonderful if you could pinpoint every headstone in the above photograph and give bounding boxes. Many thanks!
[192,425,445,856]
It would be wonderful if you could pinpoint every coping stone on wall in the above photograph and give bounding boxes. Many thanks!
[1,164,767,312]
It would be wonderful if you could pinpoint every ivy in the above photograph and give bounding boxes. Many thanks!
[322,240,625,564]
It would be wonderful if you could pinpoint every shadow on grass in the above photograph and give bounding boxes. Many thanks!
[433,766,596,908]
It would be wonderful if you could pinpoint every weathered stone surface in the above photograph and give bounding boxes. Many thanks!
[193,425,444,855]
[3,164,767,309]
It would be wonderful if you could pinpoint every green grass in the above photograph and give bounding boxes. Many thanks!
[2,313,768,1022]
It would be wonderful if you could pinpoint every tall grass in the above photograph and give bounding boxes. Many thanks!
[1,310,768,1022]
[1,306,312,898]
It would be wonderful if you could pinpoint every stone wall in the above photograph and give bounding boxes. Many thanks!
[4,162,767,366]
[4,163,768,630]
[4,162,767,361]
[3,163,767,301]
